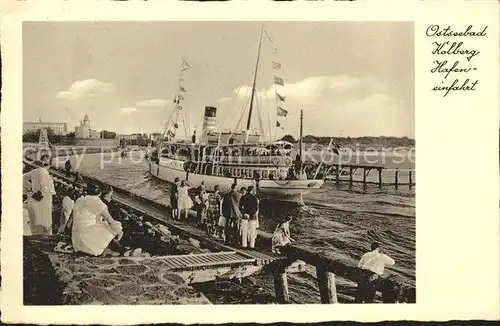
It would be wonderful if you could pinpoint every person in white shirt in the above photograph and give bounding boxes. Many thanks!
[23,155,56,235]
[355,242,395,303]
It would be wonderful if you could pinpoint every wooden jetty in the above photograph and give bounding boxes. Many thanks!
[24,159,415,304]
[320,164,415,190]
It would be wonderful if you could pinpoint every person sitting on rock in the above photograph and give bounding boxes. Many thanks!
[71,183,124,256]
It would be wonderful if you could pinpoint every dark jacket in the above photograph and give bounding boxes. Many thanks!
[240,193,259,216]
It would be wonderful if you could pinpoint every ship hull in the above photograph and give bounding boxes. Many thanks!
[148,159,323,203]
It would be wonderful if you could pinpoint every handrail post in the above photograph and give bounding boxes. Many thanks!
[349,167,353,189]
[316,265,338,303]
[378,168,382,189]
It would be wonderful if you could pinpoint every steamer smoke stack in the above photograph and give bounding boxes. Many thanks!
[201,106,217,142]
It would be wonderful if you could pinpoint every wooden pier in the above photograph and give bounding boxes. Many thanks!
[320,164,415,190]
[24,159,415,303]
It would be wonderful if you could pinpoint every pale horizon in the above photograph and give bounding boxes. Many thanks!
[23,21,415,139]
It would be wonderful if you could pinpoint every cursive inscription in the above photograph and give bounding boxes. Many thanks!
[427,25,487,97]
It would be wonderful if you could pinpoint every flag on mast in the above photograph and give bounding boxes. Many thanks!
[179,86,187,92]
[274,76,284,86]
[181,59,191,72]
[272,61,281,70]
[276,93,285,102]
[277,107,288,117]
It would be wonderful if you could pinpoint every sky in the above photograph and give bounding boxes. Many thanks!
[23,21,414,139]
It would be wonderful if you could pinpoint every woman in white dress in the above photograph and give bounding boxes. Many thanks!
[177,180,193,220]
[72,183,123,256]
[23,155,56,235]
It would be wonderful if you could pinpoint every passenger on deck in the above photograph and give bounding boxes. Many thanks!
[23,194,32,236]
[57,190,75,235]
[206,185,222,238]
[23,154,56,235]
[171,178,180,219]
[239,185,259,248]
[71,183,123,257]
[271,216,295,254]
[177,180,193,220]
[355,242,395,303]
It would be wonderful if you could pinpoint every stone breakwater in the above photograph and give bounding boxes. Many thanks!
[24,236,211,305]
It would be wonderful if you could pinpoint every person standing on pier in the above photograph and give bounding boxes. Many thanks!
[221,183,242,245]
[23,154,56,235]
[171,178,180,219]
[206,185,222,238]
[64,159,72,178]
[177,180,193,220]
[239,185,259,248]
[355,242,395,303]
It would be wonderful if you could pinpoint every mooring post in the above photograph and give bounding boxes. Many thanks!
[362,168,367,191]
[349,167,353,189]
[316,265,338,304]
[409,169,413,189]
[378,168,383,189]
[395,169,399,190]
[273,268,289,304]
[335,165,340,188]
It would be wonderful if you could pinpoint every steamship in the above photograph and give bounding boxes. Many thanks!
[148,28,325,204]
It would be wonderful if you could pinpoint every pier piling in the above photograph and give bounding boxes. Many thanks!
[335,165,340,188]
[409,169,413,189]
[349,167,353,189]
[378,168,383,189]
[316,265,338,304]
[273,268,289,303]
[395,169,399,190]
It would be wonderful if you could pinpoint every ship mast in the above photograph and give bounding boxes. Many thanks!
[245,26,264,141]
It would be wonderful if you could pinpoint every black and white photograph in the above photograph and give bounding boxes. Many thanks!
[20,21,416,306]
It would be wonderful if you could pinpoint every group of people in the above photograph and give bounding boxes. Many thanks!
[23,155,133,257]
[169,178,264,249]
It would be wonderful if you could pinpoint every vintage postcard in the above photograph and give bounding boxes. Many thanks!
[1,1,499,324]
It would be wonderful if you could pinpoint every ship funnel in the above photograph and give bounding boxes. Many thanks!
[201,106,217,142]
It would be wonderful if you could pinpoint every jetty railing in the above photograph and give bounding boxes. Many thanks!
[23,158,416,304]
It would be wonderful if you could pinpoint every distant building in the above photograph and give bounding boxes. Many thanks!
[23,118,68,135]
[75,114,101,139]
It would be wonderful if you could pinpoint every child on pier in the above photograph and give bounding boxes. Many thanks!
[177,180,193,220]
[271,216,295,254]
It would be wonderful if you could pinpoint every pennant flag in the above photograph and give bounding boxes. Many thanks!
[276,93,285,102]
[274,76,284,86]
[174,97,180,104]
[181,59,191,71]
[177,94,184,100]
[272,61,281,70]
[167,130,175,138]
[277,107,288,117]
[179,86,187,92]
[276,121,280,127]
